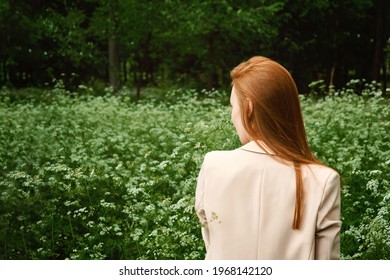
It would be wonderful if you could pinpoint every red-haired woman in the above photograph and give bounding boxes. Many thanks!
[195,56,341,259]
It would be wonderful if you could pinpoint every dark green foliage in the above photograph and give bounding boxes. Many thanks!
[1,0,388,93]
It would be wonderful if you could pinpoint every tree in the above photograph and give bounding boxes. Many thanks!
[40,2,102,87]
[1,0,388,93]
[89,0,166,96]
[269,0,389,92]
[0,0,45,87]
[372,0,389,86]
[156,0,283,89]
[108,0,121,92]
[119,0,166,98]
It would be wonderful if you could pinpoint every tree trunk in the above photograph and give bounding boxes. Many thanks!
[328,0,339,90]
[329,65,336,87]
[123,61,127,83]
[136,83,141,99]
[108,37,120,92]
[206,32,218,89]
[382,53,387,95]
[108,0,120,93]
[371,0,385,82]
[133,68,141,99]
[1,61,6,84]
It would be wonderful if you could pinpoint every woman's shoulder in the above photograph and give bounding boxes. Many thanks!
[203,141,269,160]
[304,163,340,189]
[203,149,241,163]
[305,163,339,177]
[201,147,271,174]
[201,147,254,168]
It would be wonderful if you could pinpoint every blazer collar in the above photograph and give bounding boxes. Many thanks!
[239,140,274,155]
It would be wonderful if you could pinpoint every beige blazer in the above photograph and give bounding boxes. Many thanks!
[195,141,341,260]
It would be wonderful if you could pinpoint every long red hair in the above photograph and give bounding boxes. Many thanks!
[230,56,321,230]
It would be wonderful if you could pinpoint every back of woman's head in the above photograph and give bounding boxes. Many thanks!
[231,56,320,229]
[230,56,317,165]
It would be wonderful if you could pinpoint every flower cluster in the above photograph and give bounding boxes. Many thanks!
[0,85,388,259]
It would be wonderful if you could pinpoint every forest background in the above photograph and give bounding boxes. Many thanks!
[1,0,389,94]
[0,0,390,260]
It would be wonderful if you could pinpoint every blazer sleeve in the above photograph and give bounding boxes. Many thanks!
[315,171,341,260]
[194,160,210,252]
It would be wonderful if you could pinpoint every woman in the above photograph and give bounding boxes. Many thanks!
[195,56,341,260]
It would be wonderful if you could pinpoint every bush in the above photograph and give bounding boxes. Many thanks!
[0,86,389,259]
